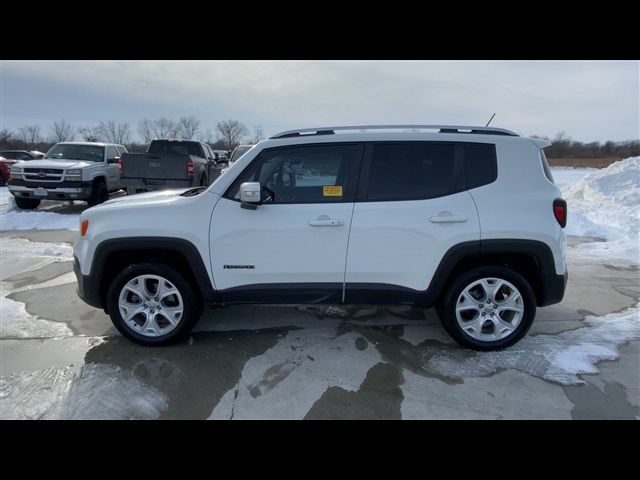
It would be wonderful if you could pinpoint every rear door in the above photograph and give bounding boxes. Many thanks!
[210,143,364,304]
[344,142,481,304]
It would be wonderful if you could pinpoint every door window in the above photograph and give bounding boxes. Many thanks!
[364,143,464,201]
[105,146,119,162]
[226,144,362,204]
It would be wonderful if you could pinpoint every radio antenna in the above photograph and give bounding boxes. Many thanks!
[485,113,496,127]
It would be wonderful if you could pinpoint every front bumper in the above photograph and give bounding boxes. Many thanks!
[74,256,103,309]
[8,180,92,200]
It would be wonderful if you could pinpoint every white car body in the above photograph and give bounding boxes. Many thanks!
[73,125,568,348]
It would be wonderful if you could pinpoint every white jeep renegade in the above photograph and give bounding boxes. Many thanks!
[73,125,568,350]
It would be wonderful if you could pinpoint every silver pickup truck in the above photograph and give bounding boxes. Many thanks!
[8,142,126,210]
[119,139,227,194]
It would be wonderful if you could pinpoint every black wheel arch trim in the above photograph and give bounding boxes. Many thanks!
[346,239,566,307]
[76,237,218,310]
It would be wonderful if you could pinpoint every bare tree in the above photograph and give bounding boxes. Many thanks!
[215,119,249,150]
[252,125,264,144]
[177,116,201,140]
[17,125,42,149]
[151,117,179,139]
[0,128,13,148]
[50,119,75,143]
[78,125,103,142]
[138,118,155,144]
[97,120,131,145]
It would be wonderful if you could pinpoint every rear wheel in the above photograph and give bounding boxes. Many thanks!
[87,181,108,207]
[439,266,536,351]
[14,197,41,210]
[106,262,203,346]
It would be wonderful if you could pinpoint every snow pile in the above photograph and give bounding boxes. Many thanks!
[0,186,79,231]
[1,237,74,338]
[561,157,640,263]
[0,187,16,214]
[0,364,169,420]
[1,210,79,231]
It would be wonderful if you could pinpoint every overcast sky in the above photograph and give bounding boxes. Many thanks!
[1,60,638,143]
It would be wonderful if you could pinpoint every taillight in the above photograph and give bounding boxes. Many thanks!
[187,160,194,177]
[117,158,124,174]
[553,199,567,228]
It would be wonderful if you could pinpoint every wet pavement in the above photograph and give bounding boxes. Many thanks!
[0,228,638,419]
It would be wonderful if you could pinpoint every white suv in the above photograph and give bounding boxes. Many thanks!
[73,125,568,350]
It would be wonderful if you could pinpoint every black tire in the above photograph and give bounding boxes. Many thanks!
[106,262,203,346]
[14,197,41,210]
[439,265,536,351]
[87,181,108,207]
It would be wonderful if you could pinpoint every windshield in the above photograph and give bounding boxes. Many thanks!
[230,145,252,163]
[46,144,104,162]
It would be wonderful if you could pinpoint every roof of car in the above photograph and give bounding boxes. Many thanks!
[55,141,124,147]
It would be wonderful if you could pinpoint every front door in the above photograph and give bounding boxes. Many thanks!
[210,143,364,304]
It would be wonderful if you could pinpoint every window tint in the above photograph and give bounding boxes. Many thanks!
[366,143,463,201]
[226,144,362,204]
[148,140,203,157]
[106,146,118,160]
[465,143,497,189]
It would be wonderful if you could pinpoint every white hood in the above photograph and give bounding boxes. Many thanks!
[99,188,192,207]
[15,159,95,169]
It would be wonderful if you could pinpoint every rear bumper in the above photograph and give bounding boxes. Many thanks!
[74,256,103,309]
[540,270,568,307]
[120,178,194,191]
[8,180,92,200]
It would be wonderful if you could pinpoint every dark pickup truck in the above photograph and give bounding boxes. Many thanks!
[120,139,228,193]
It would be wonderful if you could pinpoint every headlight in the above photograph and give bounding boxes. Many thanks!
[66,169,82,175]
[9,167,22,174]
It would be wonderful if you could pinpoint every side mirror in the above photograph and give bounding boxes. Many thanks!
[240,182,261,210]
[107,157,119,163]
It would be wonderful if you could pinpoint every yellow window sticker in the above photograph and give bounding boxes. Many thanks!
[323,185,343,197]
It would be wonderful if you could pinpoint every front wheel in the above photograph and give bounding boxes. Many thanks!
[439,266,536,351]
[87,182,108,207]
[106,263,203,345]
[14,197,41,210]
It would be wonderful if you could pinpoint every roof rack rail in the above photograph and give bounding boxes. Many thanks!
[270,125,519,139]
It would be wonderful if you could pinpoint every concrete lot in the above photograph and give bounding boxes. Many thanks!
[1,225,638,420]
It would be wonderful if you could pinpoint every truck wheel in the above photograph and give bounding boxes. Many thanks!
[439,266,536,351]
[87,181,108,207]
[14,197,41,210]
[106,262,203,346]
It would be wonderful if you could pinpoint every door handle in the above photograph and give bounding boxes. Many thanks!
[309,218,344,227]
[430,213,468,223]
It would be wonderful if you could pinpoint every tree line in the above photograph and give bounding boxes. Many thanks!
[1,121,637,159]
[531,132,639,159]
[0,117,266,153]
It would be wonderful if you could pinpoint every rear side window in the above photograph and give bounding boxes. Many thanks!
[465,143,497,189]
[540,149,554,183]
[365,143,464,201]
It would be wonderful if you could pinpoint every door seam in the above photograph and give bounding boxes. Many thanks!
[341,201,356,303]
